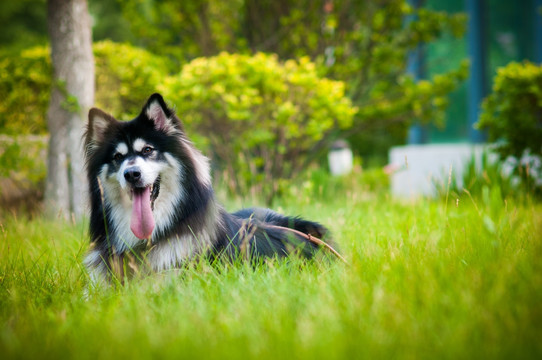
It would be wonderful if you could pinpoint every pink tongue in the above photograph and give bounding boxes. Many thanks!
[130,187,155,239]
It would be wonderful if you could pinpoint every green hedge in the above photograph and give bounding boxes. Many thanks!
[0,40,171,135]
[478,61,542,193]
[478,61,542,160]
[161,52,357,201]
[0,47,51,134]
[93,41,172,120]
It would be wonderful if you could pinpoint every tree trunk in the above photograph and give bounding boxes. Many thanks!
[45,88,70,217]
[45,0,94,220]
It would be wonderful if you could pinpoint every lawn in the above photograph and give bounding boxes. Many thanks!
[1,181,541,359]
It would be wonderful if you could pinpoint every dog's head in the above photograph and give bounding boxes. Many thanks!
[85,93,210,240]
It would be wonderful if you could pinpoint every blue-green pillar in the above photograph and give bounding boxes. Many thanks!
[407,0,428,145]
[535,0,542,63]
[466,0,487,143]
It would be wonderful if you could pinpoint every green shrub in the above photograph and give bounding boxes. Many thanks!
[161,52,357,202]
[93,40,172,120]
[0,40,171,135]
[0,135,46,213]
[478,61,542,192]
[0,136,46,183]
[0,47,51,134]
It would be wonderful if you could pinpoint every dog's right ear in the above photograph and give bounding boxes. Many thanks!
[87,108,116,145]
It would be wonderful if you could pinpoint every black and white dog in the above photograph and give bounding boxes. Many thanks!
[84,93,335,282]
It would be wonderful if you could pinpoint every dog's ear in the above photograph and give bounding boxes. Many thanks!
[87,108,116,146]
[143,93,181,134]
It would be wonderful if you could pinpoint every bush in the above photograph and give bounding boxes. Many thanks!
[0,40,171,135]
[93,41,172,120]
[0,135,46,213]
[161,52,357,202]
[478,62,542,193]
[0,47,51,134]
[479,61,542,159]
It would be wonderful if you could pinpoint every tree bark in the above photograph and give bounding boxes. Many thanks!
[45,0,94,220]
[45,88,70,217]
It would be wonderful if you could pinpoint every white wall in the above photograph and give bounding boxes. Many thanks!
[388,143,488,197]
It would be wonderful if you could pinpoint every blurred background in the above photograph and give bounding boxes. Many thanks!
[1,0,541,216]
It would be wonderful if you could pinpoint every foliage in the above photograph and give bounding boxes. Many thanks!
[119,0,468,158]
[0,136,46,184]
[1,0,468,159]
[118,0,244,62]
[0,0,137,49]
[0,136,46,213]
[161,52,356,201]
[0,41,170,135]
[89,0,136,44]
[322,1,468,156]
[478,61,542,192]
[93,40,172,120]
[478,61,542,158]
[1,187,542,358]
[0,47,52,134]
[0,0,47,49]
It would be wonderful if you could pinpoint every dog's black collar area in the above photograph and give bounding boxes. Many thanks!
[151,176,161,210]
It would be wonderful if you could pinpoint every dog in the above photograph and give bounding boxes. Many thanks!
[84,93,336,282]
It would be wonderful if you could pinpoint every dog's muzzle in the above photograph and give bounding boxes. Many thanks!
[124,166,161,208]
[124,166,161,240]
[124,166,142,185]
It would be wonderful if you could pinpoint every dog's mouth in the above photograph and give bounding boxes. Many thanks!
[129,176,161,240]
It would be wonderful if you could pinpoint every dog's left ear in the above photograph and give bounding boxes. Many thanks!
[87,108,117,145]
[143,93,180,134]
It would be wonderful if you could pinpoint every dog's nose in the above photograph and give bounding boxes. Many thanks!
[124,167,141,184]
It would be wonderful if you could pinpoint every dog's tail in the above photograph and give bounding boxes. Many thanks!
[233,207,344,262]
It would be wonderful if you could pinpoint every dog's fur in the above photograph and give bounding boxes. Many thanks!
[84,93,334,282]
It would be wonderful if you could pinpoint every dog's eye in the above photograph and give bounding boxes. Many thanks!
[142,146,154,155]
[113,153,124,161]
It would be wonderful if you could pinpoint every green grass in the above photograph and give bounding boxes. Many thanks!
[1,186,541,359]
